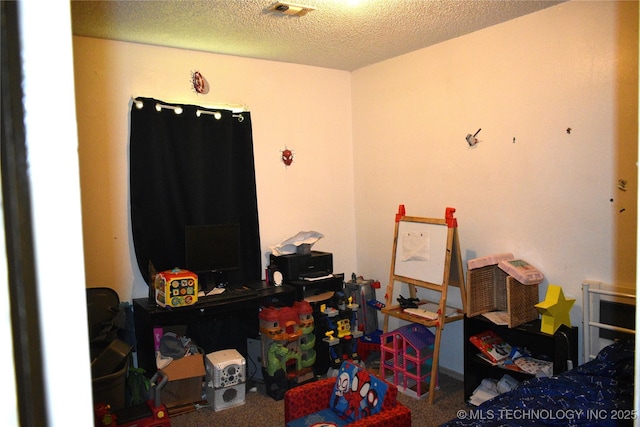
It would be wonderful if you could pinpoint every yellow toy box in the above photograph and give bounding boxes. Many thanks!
[154,268,198,308]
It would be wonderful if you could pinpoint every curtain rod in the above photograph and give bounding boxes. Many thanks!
[149,102,246,122]
[132,97,248,112]
[132,97,248,121]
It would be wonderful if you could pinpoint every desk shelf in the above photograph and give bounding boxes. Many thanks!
[133,284,295,375]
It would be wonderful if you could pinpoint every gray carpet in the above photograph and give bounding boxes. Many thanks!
[169,373,467,427]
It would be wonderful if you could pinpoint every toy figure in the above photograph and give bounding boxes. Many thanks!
[321,293,362,370]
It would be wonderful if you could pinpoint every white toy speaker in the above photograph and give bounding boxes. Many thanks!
[206,382,246,412]
[205,349,246,388]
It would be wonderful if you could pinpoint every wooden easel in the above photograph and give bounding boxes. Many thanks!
[381,206,467,404]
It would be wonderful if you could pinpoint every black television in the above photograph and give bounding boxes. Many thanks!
[185,223,240,291]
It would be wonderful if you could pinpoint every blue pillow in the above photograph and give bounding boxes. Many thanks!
[329,361,388,422]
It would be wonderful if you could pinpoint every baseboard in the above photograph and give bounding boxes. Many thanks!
[440,366,464,382]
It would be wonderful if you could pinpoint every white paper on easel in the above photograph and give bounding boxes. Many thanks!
[393,220,448,285]
[401,231,429,262]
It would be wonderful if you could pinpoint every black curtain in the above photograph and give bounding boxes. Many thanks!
[129,97,261,286]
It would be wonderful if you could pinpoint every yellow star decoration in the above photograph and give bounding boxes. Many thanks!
[534,285,575,335]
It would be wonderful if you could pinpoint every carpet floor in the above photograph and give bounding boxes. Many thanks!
[169,372,467,427]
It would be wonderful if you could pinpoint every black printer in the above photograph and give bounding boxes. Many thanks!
[268,251,342,300]
[269,251,333,281]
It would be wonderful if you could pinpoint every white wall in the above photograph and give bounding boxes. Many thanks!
[72,38,356,301]
[352,1,638,372]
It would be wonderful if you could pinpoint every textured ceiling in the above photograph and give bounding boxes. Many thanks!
[71,0,564,71]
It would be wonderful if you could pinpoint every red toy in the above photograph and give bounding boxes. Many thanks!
[95,371,171,427]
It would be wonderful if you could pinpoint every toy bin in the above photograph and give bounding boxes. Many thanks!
[92,358,128,411]
[91,338,132,411]
[357,329,382,363]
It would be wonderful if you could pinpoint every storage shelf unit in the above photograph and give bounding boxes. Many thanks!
[464,315,578,401]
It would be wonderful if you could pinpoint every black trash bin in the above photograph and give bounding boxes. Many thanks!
[87,287,131,410]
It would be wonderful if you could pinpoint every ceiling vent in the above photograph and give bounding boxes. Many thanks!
[268,2,316,17]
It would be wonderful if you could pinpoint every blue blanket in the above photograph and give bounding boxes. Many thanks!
[442,339,635,427]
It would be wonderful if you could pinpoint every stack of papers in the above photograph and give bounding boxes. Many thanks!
[270,231,324,255]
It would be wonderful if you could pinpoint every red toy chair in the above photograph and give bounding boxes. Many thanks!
[284,362,411,427]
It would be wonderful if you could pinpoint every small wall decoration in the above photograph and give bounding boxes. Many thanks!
[281,147,294,166]
[191,70,209,94]
[466,128,481,146]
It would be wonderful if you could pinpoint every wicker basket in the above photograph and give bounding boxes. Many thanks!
[467,265,538,328]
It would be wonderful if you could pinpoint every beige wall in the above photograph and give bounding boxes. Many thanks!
[352,0,638,370]
[73,38,356,302]
[73,0,638,373]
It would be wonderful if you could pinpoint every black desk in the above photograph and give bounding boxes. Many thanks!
[133,284,295,375]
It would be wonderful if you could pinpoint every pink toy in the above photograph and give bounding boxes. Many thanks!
[380,323,436,399]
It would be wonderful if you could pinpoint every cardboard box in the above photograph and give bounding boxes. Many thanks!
[160,354,205,408]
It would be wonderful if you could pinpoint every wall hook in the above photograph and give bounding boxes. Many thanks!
[466,128,481,146]
[617,179,628,192]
